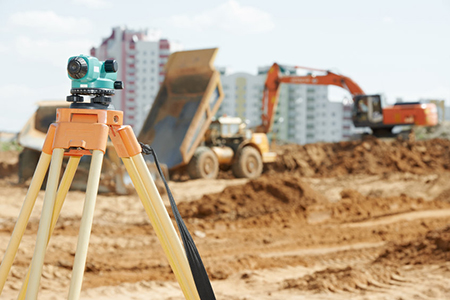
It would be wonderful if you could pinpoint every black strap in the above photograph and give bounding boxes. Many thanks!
[139,142,216,300]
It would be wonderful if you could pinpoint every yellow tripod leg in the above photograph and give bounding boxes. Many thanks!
[16,156,81,300]
[26,148,64,300]
[68,150,104,300]
[124,155,200,300]
[0,152,51,295]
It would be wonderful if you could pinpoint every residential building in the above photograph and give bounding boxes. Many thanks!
[219,67,350,144]
[91,26,182,133]
[218,71,265,128]
[342,98,353,139]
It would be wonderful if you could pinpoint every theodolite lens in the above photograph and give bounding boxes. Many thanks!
[68,57,88,79]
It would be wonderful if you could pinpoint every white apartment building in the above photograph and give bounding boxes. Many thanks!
[218,71,265,128]
[219,67,349,144]
[91,26,182,133]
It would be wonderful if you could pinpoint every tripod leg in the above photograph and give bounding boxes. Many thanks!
[16,156,81,300]
[0,152,51,294]
[68,150,104,300]
[25,148,64,300]
[124,155,199,300]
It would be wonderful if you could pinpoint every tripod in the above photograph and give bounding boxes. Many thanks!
[0,106,201,300]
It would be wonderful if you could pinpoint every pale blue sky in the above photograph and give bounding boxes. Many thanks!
[0,0,449,131]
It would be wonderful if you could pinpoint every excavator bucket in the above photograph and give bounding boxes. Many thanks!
[17,101,165,195]
[138,48,224,170]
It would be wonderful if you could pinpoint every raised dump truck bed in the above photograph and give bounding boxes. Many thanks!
[138,48,224,170]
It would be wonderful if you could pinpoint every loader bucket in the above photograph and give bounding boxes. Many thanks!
[138,48,224,170]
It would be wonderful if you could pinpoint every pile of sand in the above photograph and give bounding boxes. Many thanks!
[375,225,450,266]
[323,189,449,223]
[283,225,450,293]
[272,137,450,177]
[282,264,398,293]
[177,173,327,221]
[177,173,450,225]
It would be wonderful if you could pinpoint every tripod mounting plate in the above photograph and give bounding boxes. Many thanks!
[70,88,115,96]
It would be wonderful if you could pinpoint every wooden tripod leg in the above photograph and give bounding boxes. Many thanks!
[124,155,200,300]
[26,148,65,300]
[16,156,81,300]
[0,152,52,294]
[67,150,104,300]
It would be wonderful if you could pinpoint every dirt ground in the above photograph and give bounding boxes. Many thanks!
[1,138,450,299]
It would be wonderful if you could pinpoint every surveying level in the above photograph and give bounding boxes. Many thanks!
[66,54,124,106]
[0,55,215,300]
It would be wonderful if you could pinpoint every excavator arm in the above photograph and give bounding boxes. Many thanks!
[260,63,365,133]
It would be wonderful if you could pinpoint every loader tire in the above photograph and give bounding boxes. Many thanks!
[187,147,219,179]
[232,146,263,179]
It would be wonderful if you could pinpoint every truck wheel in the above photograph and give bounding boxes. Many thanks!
[232,146,263,179]
[187,147,219,179]
[18,148,41,184]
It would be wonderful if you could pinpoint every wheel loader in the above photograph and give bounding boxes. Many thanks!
[138,48,276,180]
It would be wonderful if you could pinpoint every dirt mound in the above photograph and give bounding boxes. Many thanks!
[176,174,450,227]
[177,173,327,221]
[282,225,450,293]
[273,137,450,177]
[375,225,450,266]
[434,188,450,202]
[323,189,449,223]
[282,264,399,293]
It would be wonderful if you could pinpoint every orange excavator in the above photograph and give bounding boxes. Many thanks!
[260,63,438,137]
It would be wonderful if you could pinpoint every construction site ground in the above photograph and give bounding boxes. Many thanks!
[1,137,450,299]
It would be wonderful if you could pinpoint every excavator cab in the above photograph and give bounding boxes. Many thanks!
[352,94,384,127]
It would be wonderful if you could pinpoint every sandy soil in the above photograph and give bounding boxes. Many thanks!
[1,138,450,299]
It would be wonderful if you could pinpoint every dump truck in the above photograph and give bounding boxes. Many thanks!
[138,48,276,180]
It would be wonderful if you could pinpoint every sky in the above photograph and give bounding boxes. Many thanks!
[0,0,449,132]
